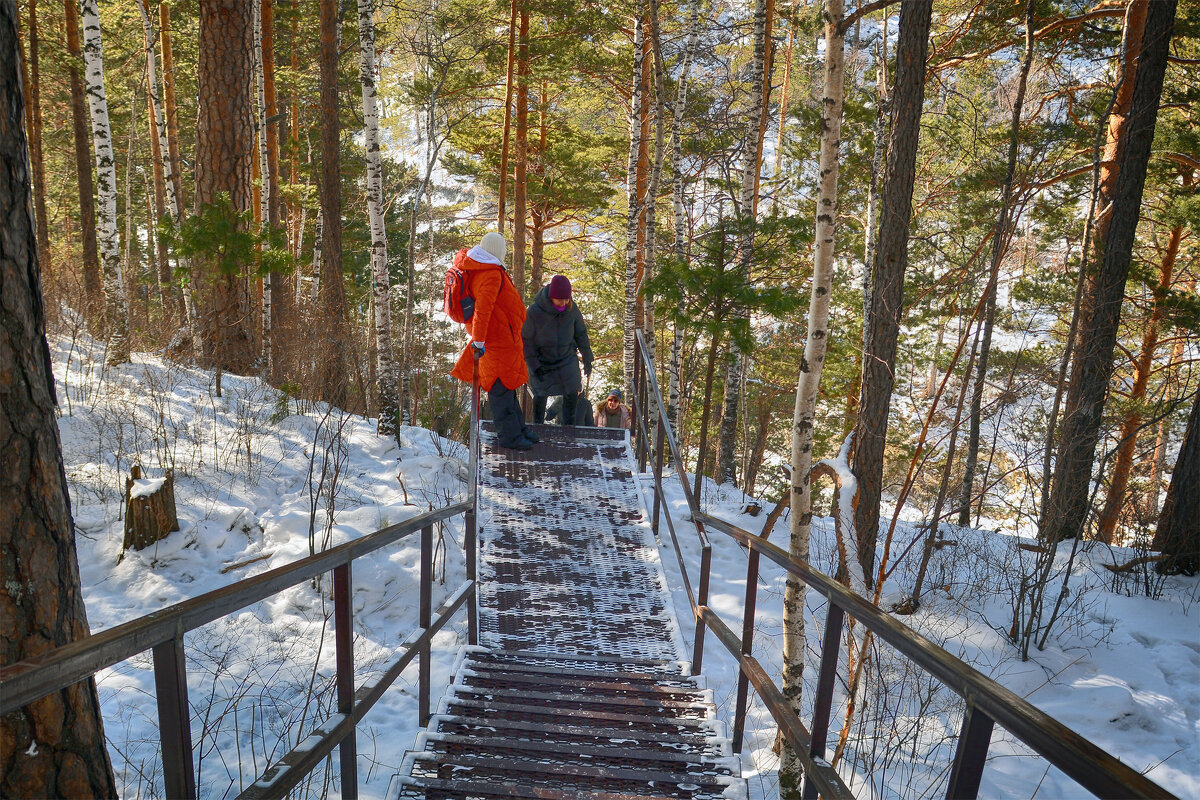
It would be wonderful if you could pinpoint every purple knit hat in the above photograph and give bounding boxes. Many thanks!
[548,275,572,300]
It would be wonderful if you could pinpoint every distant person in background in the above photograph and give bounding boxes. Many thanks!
[450,232,540,450]
[522,275,594,426]
[596,388,632,431]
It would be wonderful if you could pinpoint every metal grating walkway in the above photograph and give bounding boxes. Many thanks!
[390,424,745,799]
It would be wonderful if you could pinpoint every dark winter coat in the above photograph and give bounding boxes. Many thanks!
[522,287,593,397]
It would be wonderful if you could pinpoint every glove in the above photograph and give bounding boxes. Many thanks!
[471,341,485,357]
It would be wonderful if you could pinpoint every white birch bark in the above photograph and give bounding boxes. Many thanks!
[254,0,273,376]
[357,0,398,436]
[644,0,667,379]
[311,206,323,305]
[862,12,887,359]
[136,0,199,360]
[82,0,128,364]
[780,0,845,788]
[717,0,770,485]
[668,0,699,440]
[623,0,646,399]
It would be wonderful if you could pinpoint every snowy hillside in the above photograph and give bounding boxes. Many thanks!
[52,334,1198,800]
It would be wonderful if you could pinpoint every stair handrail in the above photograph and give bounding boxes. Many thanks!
[0,358,485,800]
[630,328,1176,800]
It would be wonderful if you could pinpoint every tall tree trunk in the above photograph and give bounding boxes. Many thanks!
[716,0,772,486]
[262,0,286,373]
[358,0,398,436]
[1097,215,1185,543]
[780,0,844,790]
[196,0,255,375]
[850,0,932,581]
[254,0,272,376]
[512,9,529,298]
[146,90,172,318]
[136,0,184,330]
[667,0,699,440]
[319,0,350,405]
[25,0,52,285]
[623,0,647,398]
[64,0,101,320]
[1152,389,1199,574]
[82,0,128,364]
[497,0,518,231]
[1143,330,1188,521]
[957,0,1036,525]
[1043,0,1175,544]
[770,6,796,205]
[643,0,667,372]
[0,5,119,790]
[159,2,184,215]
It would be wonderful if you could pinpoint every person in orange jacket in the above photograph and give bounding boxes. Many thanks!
[450,232,540,450]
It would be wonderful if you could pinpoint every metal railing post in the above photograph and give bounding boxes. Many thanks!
[467,359,481,646]
[419,524,433,726]
[803,601,846,800]
[732,546,761,752]
[333,561,358,798]
[651,419,665,537]
[691,542,712,675]
[153,631,196,799]
[946,703,996,799]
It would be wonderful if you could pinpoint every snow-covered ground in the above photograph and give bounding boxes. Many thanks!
[51,333,1198,799]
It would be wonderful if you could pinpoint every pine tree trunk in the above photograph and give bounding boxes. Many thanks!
[497,0,518,231]
[0,7,119,789]
[1096,218,1184,543]
[82,0,129,364]
[780,0,844,789]
[25,0,52,285]
[318,0,350,405]
[851,0,932,581]
[512,10,530,298]
[64,0,102,321]
[716,0,772,487]
[957,0,1036,526]
[1152,389,1199,574]
[668,0,699,439]
[358,0,398,436]
[1044,0,1175,544]
[196,0,255,375]
[623,0,647,399]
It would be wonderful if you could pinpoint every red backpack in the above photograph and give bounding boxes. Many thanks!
[443,263,476,324]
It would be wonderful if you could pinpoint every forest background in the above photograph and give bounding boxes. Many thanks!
[4,0,1199,794]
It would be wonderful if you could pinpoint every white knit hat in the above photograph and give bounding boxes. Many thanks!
[480,232,506,264]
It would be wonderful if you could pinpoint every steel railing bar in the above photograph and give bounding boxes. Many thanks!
[804,601,846,800]
[648,460,696,609]
[153,632,195,800]
[0,502,468,715]
[692,544,712,675]
[419,524,433,727]
[696,510,1177,800]
[732,546,760,753]
[237,581,474,800]
[695,606,855,800]
[333,562,358,799]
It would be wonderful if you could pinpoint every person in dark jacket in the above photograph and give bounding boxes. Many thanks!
[522,275,594,426]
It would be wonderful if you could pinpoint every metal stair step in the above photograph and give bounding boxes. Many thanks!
[476,649,678,670]
[393,776,686,800]
[459,671,711,701]
[406,751,737,791]
[448,685,712,714]
[443,698,713,729]
[431,715,725,753]
[461,660,693,686]
[423,731,723,768]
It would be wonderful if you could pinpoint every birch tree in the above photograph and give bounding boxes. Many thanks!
[64,0,101,320]
[82,0,129,365]
[780,0,844,789]
[358,0,399,436]
[254,0,273,375]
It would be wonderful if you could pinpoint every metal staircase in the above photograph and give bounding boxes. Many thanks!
[389,424,745,799]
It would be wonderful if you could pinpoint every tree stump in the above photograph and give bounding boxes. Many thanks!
[123,465,180,552]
